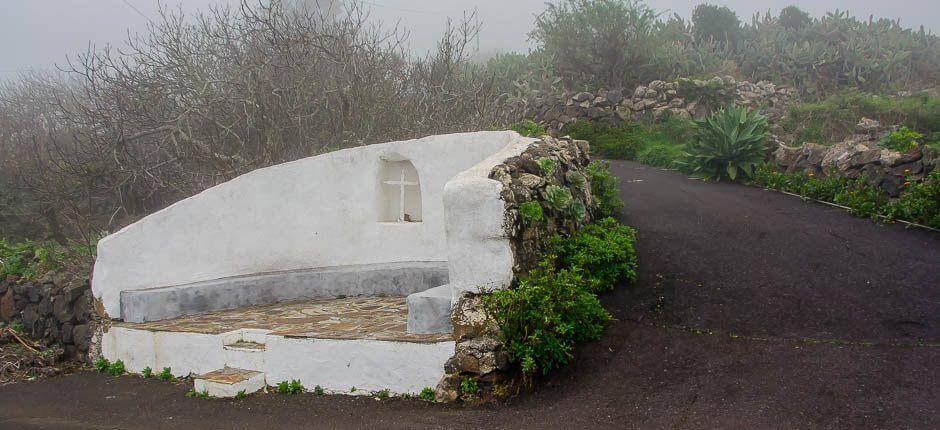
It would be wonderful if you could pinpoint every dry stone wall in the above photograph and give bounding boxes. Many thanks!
[773,119,939,196]
[0,273,99,361]
[436,135,594,401]
[519,76,795,132]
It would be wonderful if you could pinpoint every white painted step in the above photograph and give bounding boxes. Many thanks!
[193,367,265,398]
[221,329,269,371]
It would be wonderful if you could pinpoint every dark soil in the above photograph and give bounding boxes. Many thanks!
[2,160,938,429]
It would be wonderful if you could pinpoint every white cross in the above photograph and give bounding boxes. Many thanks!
[383,166,419,222]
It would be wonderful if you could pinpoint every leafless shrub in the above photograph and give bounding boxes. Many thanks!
[0,0,509,241]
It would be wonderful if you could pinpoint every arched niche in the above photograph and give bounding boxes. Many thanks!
[378,155,422,222]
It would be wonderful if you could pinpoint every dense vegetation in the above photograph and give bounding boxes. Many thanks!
[752,166,940,228]
[508,0,940,96]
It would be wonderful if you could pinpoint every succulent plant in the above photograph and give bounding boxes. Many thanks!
[544,184,573,210]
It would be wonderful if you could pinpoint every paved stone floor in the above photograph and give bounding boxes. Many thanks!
[117,297,452,343]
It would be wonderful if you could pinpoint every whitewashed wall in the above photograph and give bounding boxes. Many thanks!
[93,131,524,319]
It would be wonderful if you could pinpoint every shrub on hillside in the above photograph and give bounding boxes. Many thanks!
[548,218,638,293]
[677,106,768,181]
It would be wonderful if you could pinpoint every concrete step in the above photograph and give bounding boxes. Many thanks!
[221,329,268,371]
[193,367,265,398]
[406,284,453,334]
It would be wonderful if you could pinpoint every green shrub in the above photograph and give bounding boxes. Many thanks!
[636,141,685,168]
[543,185,573,210]
[548,218,638,293]
[158,367,173,381]
[751,164,939,228]
[140,367,152,378]
[585,160,623,218]
[678,106,768,181]
[484,260,610,375]
[880,126,924,153]
[373,389,391,400]
[235,390,248,399]
[884,170,940,228]
[459,377,479,396]
[562,120,643,159]
[833,177,889,219]
[510,119,547,137]
[778,5,811,30]
[519,201,544,223]
[107,360,125,376]
[313,385,325,395]
[418,387,436,402]
[692,4,741,44]
[94,357,110,373]
[277,379,305,394]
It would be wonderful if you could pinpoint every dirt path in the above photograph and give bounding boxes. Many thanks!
[2,160,939,429]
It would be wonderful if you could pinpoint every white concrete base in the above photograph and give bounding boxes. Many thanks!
[102,326,454,395]
[194,367,266,398]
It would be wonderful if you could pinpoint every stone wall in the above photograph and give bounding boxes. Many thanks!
[435,135,594,401]
[519,76,795,132]
[1,272,99,361]
[773,119,939,196]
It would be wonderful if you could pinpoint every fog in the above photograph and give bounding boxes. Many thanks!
[2,0,940,76]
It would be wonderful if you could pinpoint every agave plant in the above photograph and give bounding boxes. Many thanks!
[677,105,768,181]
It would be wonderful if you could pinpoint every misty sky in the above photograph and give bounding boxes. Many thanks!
[2,0,939,79]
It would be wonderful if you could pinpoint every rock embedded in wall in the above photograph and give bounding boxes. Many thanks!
[436,135,594,401]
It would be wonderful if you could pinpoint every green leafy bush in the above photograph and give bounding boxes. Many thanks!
[158,367,173,381]
[313,385,325,395]
[883,170,940,228]
[833,177,889,219]
[548,218,638,293]
[459,377,479,396]
[235,390,248,399]
[373,389,391,400]
[585,161,623,218]
[141,367,152,378]
[418,387,436,402]
[562,120,643,159]
[678,106,768,181]
[750,164,940,229]
[692,4,741,44]
[484,260,610,375]
[880,126,924,153]
[635,141,685,168]
[277,379,305,394]
[519,201,544,223]
[510,119,547,137]
[94,358,110,373]
[107,360,126,376]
